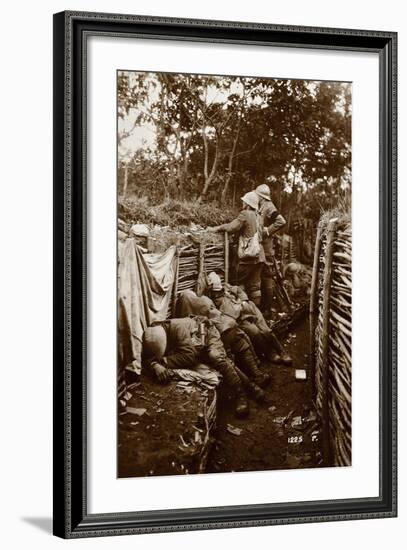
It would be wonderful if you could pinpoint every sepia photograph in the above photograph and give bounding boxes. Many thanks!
[117,70,352,478]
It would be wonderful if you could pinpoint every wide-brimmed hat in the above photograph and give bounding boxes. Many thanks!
[241,191,259,210]
[255,183,271,201]
[207,271,223,292]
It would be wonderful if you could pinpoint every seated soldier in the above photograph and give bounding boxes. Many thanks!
[176,291,271,389]
[142,316,252,418]
[283,262,312,299]
[206,272,292,366]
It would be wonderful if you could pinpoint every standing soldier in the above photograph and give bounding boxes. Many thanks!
[208,191,264,307]
[255,183,286,313]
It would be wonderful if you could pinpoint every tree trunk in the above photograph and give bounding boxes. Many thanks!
[221,95,243,204]
[198,173,215,203]
[122,163,129,198]
[197,130,220,203]
[221,130,240,204]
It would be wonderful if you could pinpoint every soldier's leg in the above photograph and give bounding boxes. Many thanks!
[204,325,249,418]
[240,319,293,364]
[242,297,293,365]
[244,300,270,333]
[239,319,269,359]
[246,264,263,307]
[265,330,293,365]
[237,263,263,307]
[262,262,277,312]
[229,328,271,388]
[266,330,284,353]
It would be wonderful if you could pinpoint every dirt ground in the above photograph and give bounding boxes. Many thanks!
[206,318,323,474]
[118,377,217,478]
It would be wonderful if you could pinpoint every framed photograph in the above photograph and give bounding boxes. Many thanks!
[53,11,397,538]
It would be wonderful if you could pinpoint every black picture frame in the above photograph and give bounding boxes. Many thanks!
[53,10,397,538]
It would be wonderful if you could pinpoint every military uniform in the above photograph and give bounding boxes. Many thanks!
[176,291,270,387]
[216,209,265,305]
[143,317,198,370]
[210,283,285,361]
[142,316,250,411]
[259,200,286,309]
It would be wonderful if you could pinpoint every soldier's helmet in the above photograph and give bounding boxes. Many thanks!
[207,271,223,291]
[255,183,271,201]
[143,326,167,359]
[241,191,259,211]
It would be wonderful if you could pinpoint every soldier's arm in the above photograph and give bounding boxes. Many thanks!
[213,211,245,234]
[263,207,286,236]
[229,284,249,302]
[163,324,198,369]
[164,344,197,369]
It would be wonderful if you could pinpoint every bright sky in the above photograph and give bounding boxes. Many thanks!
[118,71,351,192]
[118,71,262,160]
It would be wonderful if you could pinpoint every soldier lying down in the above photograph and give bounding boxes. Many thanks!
[142,316,268,419]
[205,272,292,366]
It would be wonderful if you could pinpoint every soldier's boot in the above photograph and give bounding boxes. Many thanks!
[246,381,268,403]
[234,366,267,404]
[279,353,293,365]
[268,351,293,365]
[220,359,249,418]
[266,332,293,366]
[238,347,271,389]
[235,392,250,418]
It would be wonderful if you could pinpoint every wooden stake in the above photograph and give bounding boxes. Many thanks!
[320,218,338,466]
[309,222,323,395]
[196,241,205,293]
[224,232,229,284]
[171,239,180,317]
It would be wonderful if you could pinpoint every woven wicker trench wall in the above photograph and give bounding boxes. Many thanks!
[169,235,229,316]
[310,217,352,466]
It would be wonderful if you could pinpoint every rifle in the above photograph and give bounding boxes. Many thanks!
[271,254,292,306]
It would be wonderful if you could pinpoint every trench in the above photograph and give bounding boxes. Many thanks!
[118,313,323,478]
[206,317,323,474]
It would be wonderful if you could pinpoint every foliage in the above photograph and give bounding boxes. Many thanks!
[118,197,238,228]
[117,71,352,221]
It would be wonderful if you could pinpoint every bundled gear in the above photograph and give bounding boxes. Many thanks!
[130,223,150,238]
[130,223,150,251]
